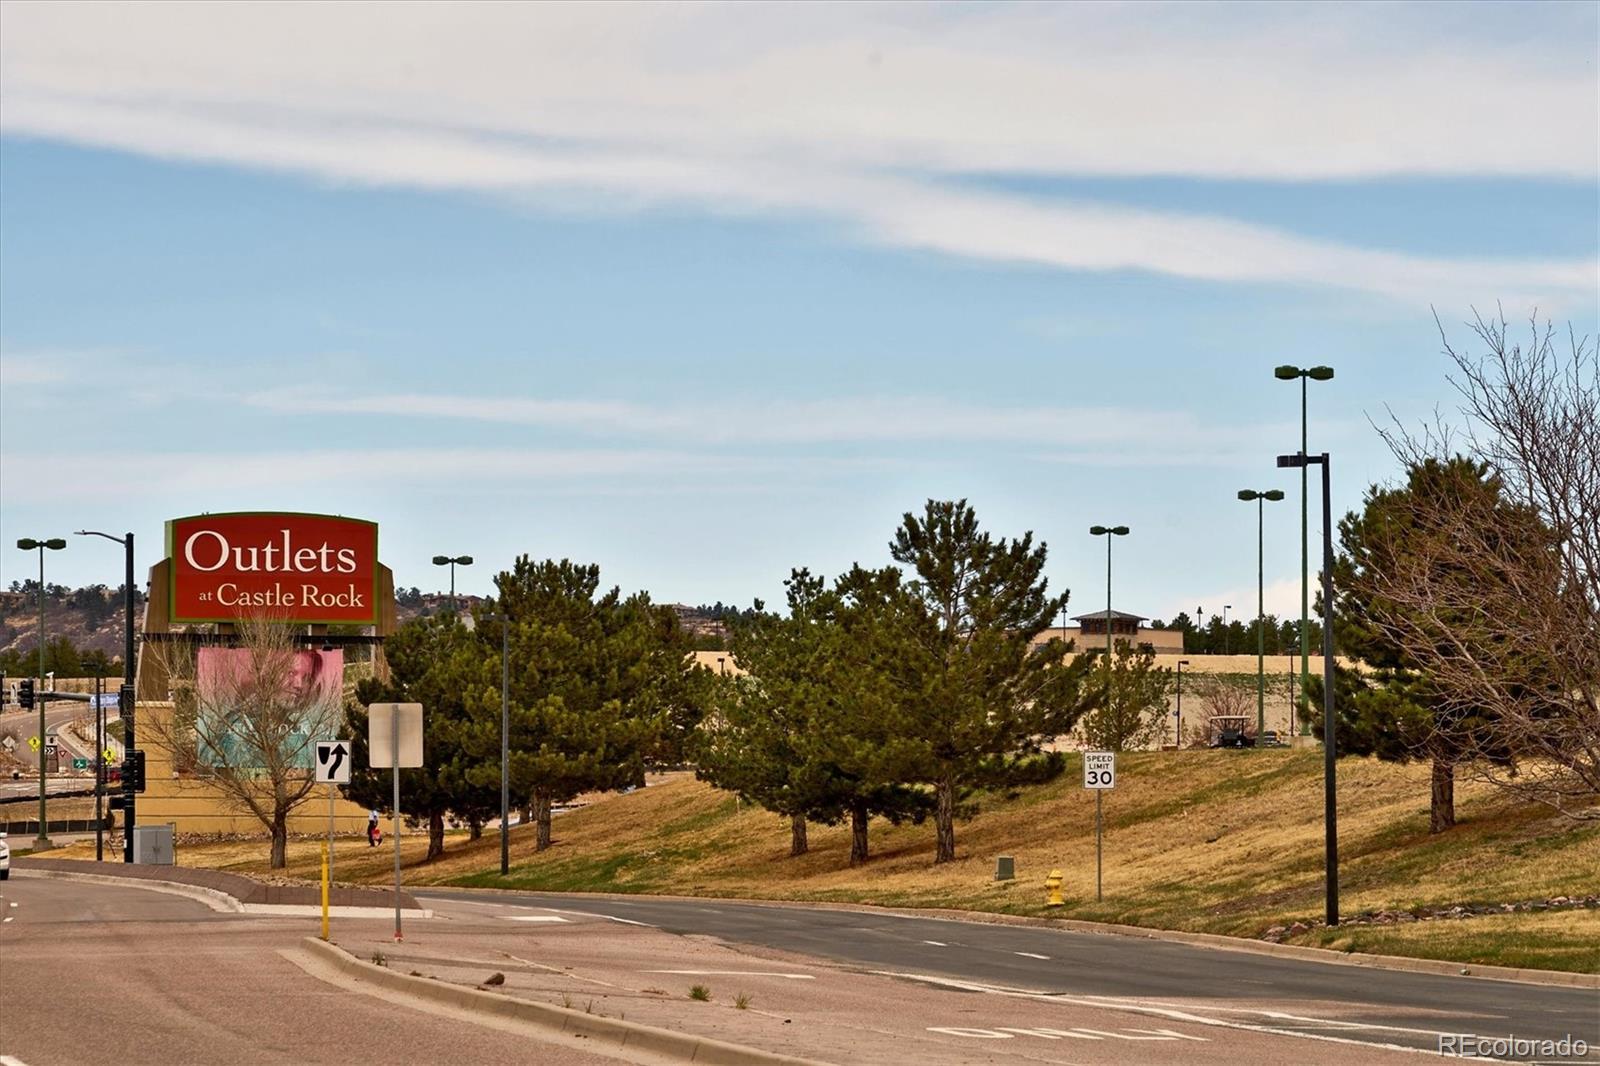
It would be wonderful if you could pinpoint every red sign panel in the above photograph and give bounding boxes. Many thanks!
[167,512,379,625]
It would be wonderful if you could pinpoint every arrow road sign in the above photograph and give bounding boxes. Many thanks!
[315,740,352,784]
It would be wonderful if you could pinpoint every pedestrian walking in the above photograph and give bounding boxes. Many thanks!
[367,808,381,847]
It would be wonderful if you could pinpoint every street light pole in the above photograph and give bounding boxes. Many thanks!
[1088,525,1127,904]
[1276,364,1334,733]
[1222,605,1232,654]
[483,607,511,876]
[1175,659,1189,747]
[77,529,137,861]
[1278,449,1339,926]
[432,555,474,613]
[17,537,66,851]
[1237,490,1285,737]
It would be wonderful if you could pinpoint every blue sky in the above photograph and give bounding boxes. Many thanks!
[1,1,1596,624]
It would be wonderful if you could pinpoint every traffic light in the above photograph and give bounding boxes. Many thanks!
[19,678,33,710]
[124,750,146,793]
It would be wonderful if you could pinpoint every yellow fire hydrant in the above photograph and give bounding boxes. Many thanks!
[1045,869,1064,907]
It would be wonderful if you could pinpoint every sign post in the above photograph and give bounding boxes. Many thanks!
[368,704,423,942]
[314,740,352,893]
[1083,751,1116,902]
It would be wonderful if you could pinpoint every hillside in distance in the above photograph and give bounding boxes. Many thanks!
[0,583,726,660]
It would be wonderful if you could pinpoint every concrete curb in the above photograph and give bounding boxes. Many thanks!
[12,866,431,920]
[422,887,1599,991]
[13,867,244,913]
[302,937,836,1066]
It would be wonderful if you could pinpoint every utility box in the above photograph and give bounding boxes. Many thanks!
[995,855,1015,881]
[133,824,175,865]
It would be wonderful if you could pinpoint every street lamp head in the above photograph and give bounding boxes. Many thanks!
[45,539,67,550]
[1089,525,1107,535]
[17,538,40,550]
[1237,490,1257,501]
[16,538,65,550]
[432,555,451,566]
[456,556,474,566]
[1273,365,1302,380]
[1111,526,1129,536]
[1308,366,1335,381]
[1277,453,1305,468]
[1263,489,1286,501]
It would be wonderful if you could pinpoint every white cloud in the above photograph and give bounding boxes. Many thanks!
[1,2,1593,306]
[0,445,901,502]
[241,386,1317,460]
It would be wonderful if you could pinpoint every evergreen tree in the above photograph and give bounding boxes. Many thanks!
[1314,457,1522,832]
[889,500,1096,863]
[469,557,685,852]
[345,613,499,861]
[695,571,850,858]
[1079,645,1172,752]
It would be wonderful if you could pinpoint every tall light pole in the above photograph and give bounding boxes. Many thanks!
[1088,525,1127,905]
[432,555,473,613]
[17,537,66,851]
[1222,605,1232,653]
[482,607,511,876]
[1276,364,1335,733]
[1175,659,1190,747]
[76,530,137,861]
[1237,490,1285,737]
[1277,449,1339,926]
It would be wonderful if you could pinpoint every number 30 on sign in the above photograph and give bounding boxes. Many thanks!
[1083,751,1116,790]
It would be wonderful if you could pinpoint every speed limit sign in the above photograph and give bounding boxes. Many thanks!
[1083,751,1116,789]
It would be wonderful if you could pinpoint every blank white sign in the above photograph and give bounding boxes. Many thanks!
[368,703,424,768]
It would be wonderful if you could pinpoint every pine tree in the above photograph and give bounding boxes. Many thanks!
[889,500,1096,863]
[345,613,499,861]
[1317,457,1523,832]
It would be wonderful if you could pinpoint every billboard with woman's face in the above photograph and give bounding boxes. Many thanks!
[193,646,343,770]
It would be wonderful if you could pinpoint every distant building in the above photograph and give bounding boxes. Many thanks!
[1033,610,1185,655]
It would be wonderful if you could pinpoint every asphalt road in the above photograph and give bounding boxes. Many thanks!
[419,890,1600,1060]
[0,877,630,1066]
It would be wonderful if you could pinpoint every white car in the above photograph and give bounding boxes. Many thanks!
[0,833,9,880]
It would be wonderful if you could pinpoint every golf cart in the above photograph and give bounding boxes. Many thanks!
[1209,715,1256,749]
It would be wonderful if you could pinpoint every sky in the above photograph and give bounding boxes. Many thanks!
[1,1,1596,625]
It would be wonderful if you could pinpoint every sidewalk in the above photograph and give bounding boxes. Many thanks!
[318,892,1422,1065]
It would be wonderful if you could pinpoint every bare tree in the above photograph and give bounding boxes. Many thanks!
[1367,310,1599,818]
[151,615,345,866]
[1191,676,1256,747]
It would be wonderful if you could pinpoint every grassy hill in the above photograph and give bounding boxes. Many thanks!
[108,748,1600,973]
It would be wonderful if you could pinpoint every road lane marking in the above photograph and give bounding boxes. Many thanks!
[922,940,947,947]
[504,915,569,923]
[2,1055,33,1065]
[878,971,1435,1056]
[1013,951,1050,959]
[644,970,815,980]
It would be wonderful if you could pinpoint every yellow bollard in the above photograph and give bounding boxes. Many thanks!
[1045,868,1064,907]
[320,841,330,941]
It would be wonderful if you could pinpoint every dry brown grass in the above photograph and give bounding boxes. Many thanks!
[35,750,1598,970]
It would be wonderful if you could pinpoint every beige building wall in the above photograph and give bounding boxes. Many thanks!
[134,700,393,836]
